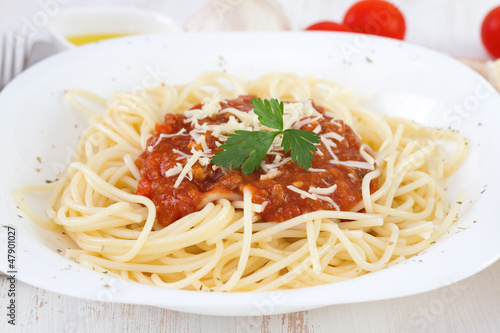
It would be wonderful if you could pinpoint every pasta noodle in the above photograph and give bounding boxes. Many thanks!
[15,72,468,292]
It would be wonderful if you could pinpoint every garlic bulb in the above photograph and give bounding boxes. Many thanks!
[186,0,290,31]
[457,58,500,92]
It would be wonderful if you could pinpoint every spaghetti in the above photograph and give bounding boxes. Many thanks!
[15,72,468,292]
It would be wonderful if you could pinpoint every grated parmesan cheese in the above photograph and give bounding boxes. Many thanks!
[287,185,318,200]
[287,185,340,209]
[148,129,187,152]
[329,160,374,170]
[173,149,192,160]
[321,132,344,142]
[174,150,202,188]
[360,144,375,166]
[309,184,337,195]
[321,137,339,161]
[314,194,340,210]
[164,163,183,177]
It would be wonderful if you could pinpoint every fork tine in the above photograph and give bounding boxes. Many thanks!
[13,34,27,80]
[0,35,4,89]
[1,33,15,90]
[0,32,29,91]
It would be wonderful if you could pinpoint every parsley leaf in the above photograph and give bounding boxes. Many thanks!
[282,129,320,170]
[252,98,283,130]
[211,130,279,174]
[210,98,320,174]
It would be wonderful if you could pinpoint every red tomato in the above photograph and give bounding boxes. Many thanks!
[305,21,353,32]
[481,6,500,59]
[343,0,406,40]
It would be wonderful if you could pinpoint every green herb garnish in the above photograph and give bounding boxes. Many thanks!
[211,98,320,174]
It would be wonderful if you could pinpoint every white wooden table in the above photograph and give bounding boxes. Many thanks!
[1,0,499,332]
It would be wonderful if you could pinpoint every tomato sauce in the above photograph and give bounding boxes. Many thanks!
[136,96,376,226]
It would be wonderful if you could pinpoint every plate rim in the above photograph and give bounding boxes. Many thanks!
[1,31,499,316]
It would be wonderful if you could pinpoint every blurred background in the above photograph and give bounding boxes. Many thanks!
[0,0,498,59]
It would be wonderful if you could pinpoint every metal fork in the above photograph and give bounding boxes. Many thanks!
[0,32,30,91]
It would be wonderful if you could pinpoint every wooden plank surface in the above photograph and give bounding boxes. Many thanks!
[1,261,499,332]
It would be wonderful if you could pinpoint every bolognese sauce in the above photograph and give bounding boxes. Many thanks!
[136,95,376,226]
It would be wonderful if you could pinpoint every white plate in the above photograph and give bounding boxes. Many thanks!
[0,32,499,316]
